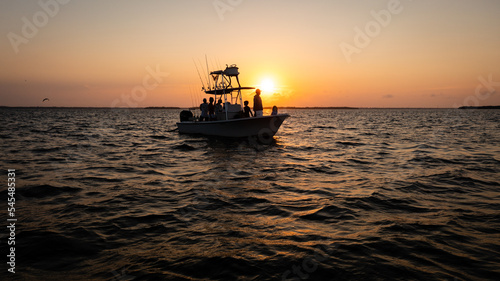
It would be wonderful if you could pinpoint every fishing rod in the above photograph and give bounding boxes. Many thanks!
[205,54,211,90]
[193,58,206,91]
[197,58,210,90]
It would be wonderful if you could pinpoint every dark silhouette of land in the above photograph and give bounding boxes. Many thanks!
[459,106,500,109]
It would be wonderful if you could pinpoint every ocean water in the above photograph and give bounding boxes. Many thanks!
[1,107,499,281]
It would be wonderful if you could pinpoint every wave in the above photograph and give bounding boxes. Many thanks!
[299,205,357,221]
[345,192,433,213]
[17,229,103,269]
[173,143,197,151]
[336,141,366,146]
[18,184,82,198]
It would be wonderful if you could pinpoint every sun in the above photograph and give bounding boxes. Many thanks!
[259,78,275,94]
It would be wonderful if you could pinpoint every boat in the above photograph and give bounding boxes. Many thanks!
[176,64,289,139]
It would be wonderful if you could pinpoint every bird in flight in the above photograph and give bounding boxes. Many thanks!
[42,98,49,102]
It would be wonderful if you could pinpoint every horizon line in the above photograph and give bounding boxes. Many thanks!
[2,106,499,109]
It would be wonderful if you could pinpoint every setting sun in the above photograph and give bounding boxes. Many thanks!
[259,78,275,94]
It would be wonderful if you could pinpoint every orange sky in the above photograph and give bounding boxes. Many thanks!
[1,0,499,108]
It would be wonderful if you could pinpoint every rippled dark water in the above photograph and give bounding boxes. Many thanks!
[1,107,499,280]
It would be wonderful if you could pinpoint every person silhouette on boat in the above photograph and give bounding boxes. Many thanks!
[271,105,278,115]
[243,101,253,118]
[215,99,223,113]
[208,97,216,121]
[199,98,208,121]
[253,89,263,117]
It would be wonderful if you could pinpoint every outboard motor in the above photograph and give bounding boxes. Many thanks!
[179,110,193,122]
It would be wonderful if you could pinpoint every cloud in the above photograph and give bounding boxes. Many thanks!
[429,92,454,99]
[382,94,394,99]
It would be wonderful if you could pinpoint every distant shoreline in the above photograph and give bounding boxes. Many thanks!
[1,106,499,109]
[458,106,500,109]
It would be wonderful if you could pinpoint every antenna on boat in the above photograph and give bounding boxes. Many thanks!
[193,58,206,91]
[188,82,194,110]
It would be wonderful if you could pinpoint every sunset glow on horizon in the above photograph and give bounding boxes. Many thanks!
[1,0,500,108]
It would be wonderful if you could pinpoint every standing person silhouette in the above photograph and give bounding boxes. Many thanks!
[253,89,263,117]
[243,101,253,118]
[199,98,208,121]
[208,97,215,120]
[215,99,223,113]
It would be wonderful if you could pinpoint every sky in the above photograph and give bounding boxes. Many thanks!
[1,0,500,108]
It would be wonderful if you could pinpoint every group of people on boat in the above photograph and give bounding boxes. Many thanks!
[198,89,277,121]
[198,97,218,121]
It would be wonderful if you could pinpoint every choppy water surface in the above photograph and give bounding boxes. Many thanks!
[1,108,499,280]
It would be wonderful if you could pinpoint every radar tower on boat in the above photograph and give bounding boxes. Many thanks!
[205,64,254,120]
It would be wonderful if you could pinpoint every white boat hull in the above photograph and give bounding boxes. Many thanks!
[176,114,289,138]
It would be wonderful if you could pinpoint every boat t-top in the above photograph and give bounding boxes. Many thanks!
[176,64,289,139]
